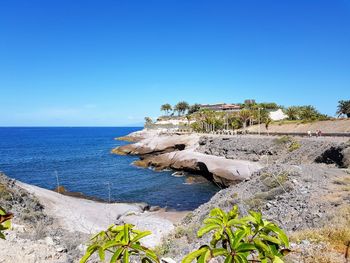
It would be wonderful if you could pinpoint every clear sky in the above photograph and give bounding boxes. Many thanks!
[1,0,349,126]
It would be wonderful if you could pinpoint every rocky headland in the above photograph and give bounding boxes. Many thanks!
[113,129,350,262]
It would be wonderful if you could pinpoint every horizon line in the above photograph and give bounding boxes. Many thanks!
[0,126,144,128]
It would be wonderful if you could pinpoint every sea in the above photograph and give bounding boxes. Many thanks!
[0,127,219,210]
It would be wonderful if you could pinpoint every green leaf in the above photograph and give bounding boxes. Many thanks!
[273,255,284,263]
[110,248,124,263]
[80,249,95,263]
[227,218,242,227]
[249,211,263,225]
[204,217,223,226]
[123,224,130,244]
[229,205,238,218]
[224,255,233,263]
[102,240,123,250]
[131,231,152,243]
[123,249,130,263]
[259,234,282,245]
[254,239,271,256]
[0,207,6,215]
[235,254,248,263]
[2,219,11,230]
[236,243,256,252]
[145,249,160,262]
[265,224,289,247]
[98,247,105,261]
[231,229,247,249]
[110,225,124,232]
[210,208,225,218]
[182,247,209,263]
[197,224,220,237]
[197,249,211,263]
[211,248,228,257]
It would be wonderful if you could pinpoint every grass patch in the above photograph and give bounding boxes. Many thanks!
[246,172,292,211]
[288,141,301,152]
[244,197,264,211]
[274,136,301,152]
[290,205,350,253]
[274,135,293,144]
[261,172,289,189]
[0,183,12,201]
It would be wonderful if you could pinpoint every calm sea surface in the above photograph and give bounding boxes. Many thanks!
[0,127,218,210]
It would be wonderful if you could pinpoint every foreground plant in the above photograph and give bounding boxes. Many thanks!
[182,206,290,263]
[80,223,159,263]
[0,206,13,239]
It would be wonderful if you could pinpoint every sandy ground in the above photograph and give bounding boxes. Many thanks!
[18,182,187,247]
[247,118,350,133]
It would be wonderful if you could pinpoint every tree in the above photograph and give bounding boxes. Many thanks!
[284,106,299,120]
[160,104,172,116]
[188,104,201,114]
[174,101,190,116]
[259,102,279,110]
[299,105,319,121]
[263,116,272,135]
[227,112,242,130]
[239,109,252,131]
[337,100,350,118]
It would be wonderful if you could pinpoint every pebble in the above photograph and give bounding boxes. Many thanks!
[56,246,67,253]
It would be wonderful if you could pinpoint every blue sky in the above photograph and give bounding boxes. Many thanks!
[0,0,349,126]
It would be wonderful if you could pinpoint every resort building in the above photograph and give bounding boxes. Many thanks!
[199,103,242,112]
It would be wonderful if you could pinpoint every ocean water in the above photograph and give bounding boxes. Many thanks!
[0,127,219,210]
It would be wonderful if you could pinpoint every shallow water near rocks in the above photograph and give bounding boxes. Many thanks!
[0,127,219,210]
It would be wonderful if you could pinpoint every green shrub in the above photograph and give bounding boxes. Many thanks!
[261,173,289,189]
[288,141,301,152]
[80,224,159,263]
[274,136,293,145]
[81,207,290,263]
[0,206,13,239]
[182,206,290,263]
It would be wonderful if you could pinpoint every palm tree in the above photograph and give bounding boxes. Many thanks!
[188,103,201,114]
[285,106,300,120]
[299,105,319,120]
[160,103,172,116]
[337,100,350,118]
[239,109,252,131]
[174,101,190,116]
[185,115,192,130]
[263,116,272,135]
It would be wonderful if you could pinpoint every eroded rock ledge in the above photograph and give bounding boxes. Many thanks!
[112,130,262,186]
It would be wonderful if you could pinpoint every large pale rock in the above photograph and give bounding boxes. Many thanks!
[144,150,262,186]
[112,134,200,156]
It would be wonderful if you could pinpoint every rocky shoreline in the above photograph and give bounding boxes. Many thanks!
[112,130,350,186]
[0,172,186,262]
[1,129,350,262]
[113,129,350,262]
